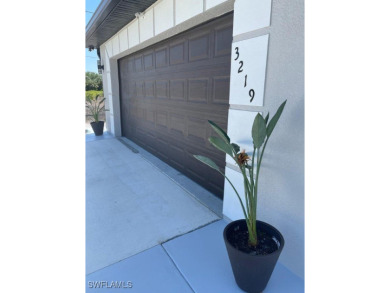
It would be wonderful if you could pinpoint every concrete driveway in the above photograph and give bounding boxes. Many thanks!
[86,134,219,274]
[85,134,304,292]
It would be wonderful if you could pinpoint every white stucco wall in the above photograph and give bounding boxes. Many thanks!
[98,0,304,279]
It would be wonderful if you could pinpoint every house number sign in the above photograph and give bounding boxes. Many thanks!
[229,34,269,107]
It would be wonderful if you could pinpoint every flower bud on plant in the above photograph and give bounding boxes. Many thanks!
[236,150,250,166]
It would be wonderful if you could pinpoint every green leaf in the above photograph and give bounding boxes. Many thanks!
[264,113,269,125]
[208,120,230,144]
[98,99,105,106]
[193,155,221,172]
[209,137,233,157]
[231,143,240,153]
[252,113,267,148]
[267,100,287,138]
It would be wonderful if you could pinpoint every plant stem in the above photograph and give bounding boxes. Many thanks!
[254,138,269,216]
[245,147,257,247]
[240,165,251,221]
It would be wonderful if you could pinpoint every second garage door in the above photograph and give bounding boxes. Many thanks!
[119,13,233,198]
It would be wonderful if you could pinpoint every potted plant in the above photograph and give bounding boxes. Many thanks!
[85,93,108,136]
[194,100,287,293]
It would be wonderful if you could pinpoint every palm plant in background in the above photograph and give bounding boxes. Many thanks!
[85,94,108,123]
[194,100,287,247]
[85,93,109,136]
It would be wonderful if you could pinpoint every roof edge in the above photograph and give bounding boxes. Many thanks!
[86,0,122,48]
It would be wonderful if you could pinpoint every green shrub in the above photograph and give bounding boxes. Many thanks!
[86,72,103,91]
[86,90,103,101]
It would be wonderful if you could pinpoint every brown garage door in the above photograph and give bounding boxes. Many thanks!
[118,13,233,198]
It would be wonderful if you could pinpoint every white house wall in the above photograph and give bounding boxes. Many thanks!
[154,0,174,35]
[206,0,226,10]
[119,29,128,52]
[112,35,120,56]
[127,20,140,48]
[101,45,114,132]
[175,0,203,25]
[98,0,304,278]
[232,0,272,36]
[139,9,154,43]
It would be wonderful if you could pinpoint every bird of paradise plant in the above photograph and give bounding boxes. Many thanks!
[194,100,287,247]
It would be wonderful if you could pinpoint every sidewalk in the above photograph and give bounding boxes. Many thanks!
[86,133,303,292]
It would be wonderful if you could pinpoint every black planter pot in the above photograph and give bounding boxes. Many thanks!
[90,121,104,136]
[223,220,284,293]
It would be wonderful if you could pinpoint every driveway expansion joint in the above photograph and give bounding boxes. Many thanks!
[160,218,221,245]
[161,245,196,293]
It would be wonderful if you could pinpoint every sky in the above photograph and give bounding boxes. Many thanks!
[85,0,102,73]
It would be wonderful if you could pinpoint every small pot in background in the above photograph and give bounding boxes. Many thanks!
[90,121,104,136]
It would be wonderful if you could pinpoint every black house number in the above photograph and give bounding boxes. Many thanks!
[234,47,255,103]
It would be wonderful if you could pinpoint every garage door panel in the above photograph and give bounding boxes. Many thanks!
[134,56,143,72]
[187,161,223,189]
[156,111,168,129]
[188,32,211,62]
[169,40,187,65]
[188,78,209,103]
[168,144,186,170]
[155,47,168,68]
[170,79,187,101]
[169,113,186,136]
[144,80,155,98]
[136,81,144,98]
[154,59,229,79]
[188,117,207,144]
[212,76,230,104]
[119,13,233,197]
[155,80,169,99]
[214,24,234,57]
[144,52,154,70]
[136,107,145,120]
[145,109,155,125]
